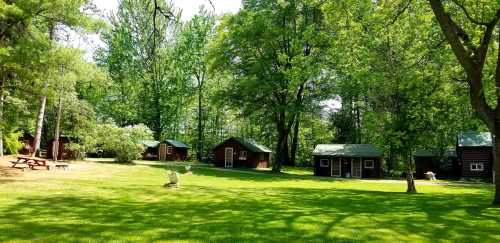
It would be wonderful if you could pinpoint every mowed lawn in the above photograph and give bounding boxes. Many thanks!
[1,158,500,242]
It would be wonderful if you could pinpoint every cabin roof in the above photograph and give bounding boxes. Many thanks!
[214,137,272,153]
[313,144,382,157]
[232,137,272,153]
[142,140,160,148]
[458,132,492,147]
[165,139,190,149]
[415,149,457,157]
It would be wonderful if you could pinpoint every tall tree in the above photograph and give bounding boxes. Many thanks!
[428,0,500,204]
[210,0,331,171]
[177,8,216,160]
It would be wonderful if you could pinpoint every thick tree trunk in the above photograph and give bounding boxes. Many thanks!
[273,112,290,172]
[52,91,63,161]
[406,150,417,193]
[32,94,47,157]
[0,80,4,157]
[493,121,500,204]
[290,118,300,166]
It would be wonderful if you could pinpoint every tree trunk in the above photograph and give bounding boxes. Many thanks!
[52,89,63,161]
[0,79,4,157]
[273,110,291,172]
[406,150,417,193]
[290,117,300,166]
[32,94,47,157]
[493,120,500,204]
[197,81,204,161]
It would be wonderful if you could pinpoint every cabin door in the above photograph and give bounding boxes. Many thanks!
[225,148,233,168]
[352,158,362,178]
[331,158,341,177]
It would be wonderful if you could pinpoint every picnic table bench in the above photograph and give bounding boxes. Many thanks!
[10,156,50,170]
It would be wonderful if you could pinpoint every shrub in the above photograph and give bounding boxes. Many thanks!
[3,131,23,155]
[92,123,153,163]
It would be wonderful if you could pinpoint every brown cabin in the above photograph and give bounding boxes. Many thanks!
[313,144,382,178]
[142,140,160,160]
[456,132,493,180]
[158,139,189,161]
[19,133,34,155]
[414,149,460,179]
[46,136,72,160]
[213,137,272,168]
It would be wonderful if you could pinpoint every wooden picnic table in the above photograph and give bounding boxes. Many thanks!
[10,156,49,170]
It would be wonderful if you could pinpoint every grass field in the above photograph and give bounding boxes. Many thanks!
[1,157,499,242]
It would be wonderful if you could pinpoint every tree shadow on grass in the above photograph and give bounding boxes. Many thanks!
[1,184,499,242]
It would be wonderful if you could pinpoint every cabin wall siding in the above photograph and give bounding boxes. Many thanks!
[313,156,381,178]
[459,147,493,179]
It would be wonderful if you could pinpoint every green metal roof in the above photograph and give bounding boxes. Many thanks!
[312,144,382,157]
[164,139,190,149]
[458,132,492,147]
[233,137,272,153]
[215,137,272,153]
[142,140,160,148]
[415,149,457,158]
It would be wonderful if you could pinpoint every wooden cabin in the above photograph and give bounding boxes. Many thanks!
[46,136,72,160]
[313,144,382,178]
[456,132,493,180]
[142,140,160,160]
[158,139,189,161]
[18,132,34,155]
[213,137,272,168]
[414,149,459,179]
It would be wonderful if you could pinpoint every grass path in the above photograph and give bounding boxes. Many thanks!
[1,156,499,242]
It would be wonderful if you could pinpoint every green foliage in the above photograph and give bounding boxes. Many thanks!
[92,123,153,162]
[2,131,22,154]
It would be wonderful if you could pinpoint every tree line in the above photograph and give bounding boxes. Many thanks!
[1,0,499,204]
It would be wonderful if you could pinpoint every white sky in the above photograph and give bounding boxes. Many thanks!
[93,0,241,20]
[74,0,241,58]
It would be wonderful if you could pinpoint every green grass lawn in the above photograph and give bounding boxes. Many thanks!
[1,159,499,242]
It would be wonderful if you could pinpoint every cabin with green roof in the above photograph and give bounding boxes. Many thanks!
[457,132,493,179]
[142,139,190,161]
[414,149,459,179]
[312,144,382,178]
[213,137,272,168]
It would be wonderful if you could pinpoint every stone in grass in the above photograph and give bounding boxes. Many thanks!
[184,165,193,175]
[164,171,180,188]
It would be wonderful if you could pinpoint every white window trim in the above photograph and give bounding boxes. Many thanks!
[470,162,484,172]
[239,150,248,160]
[167,146,173,155]
[364,160,374,169]
[320,159,329,168]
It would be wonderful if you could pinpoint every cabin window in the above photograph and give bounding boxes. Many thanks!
[167,146,173,155]
[470,163,484,172]
[320,159,329,168]
[364,160,374,169]
[239,151,248,160]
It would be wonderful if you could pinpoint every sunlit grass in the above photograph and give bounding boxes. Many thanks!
[0,158,499,242]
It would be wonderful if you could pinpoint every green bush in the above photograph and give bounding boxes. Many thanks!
[3,131,23,155]
[92,123,153,163]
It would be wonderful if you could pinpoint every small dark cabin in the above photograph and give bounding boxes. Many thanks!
[142,140,160,160]
[213,137,272,168]
[457,132,493,180]
[19,132,34,155]
[158,139,190,161]
[414,149,459,179]
[313,144,382,178]
[46,136,72,160]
